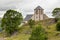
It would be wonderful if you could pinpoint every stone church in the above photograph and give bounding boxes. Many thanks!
[24,6,49,23]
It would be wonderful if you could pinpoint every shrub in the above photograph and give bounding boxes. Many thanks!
[28,19,35,28]
[56,21,60,31]
[55,18,58,22]
[29,24,47,40]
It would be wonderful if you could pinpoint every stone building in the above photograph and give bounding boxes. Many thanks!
[24,6,49,23]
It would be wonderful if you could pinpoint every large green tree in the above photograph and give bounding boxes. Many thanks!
[29,24,47,40]
[52,8,60,16]
[1,10,23,35]
[52,8,60,22]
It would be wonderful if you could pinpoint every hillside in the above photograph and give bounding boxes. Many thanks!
[0,19,60,40]
[5,23,60,40]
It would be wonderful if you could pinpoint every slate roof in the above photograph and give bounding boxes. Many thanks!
[34,6,44,10]
[24,14,33,21]
[43,14,49,19]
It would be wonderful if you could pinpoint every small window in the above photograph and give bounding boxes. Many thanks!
[36,16,38,18]
[36,10,38,14]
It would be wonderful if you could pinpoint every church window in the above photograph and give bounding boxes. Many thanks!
[36,16,38,18]
[36,10,38,14]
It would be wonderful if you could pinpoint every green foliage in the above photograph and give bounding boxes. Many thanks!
[1,9,23,36]
[28,19,35,28]
[56,21,60,31]
[55,18,59,22]
[52,8,60,22]
[52,8,60,16]
[29,24,47,40]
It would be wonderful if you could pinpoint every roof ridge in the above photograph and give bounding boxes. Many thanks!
[34,6,44,10]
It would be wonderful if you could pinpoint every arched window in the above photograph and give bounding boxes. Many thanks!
[35,10,38,14]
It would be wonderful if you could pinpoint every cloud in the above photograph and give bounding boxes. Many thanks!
[0,6,16,11]
[0,0,23,11]
[0,0,60,11]
[0,0,60,18]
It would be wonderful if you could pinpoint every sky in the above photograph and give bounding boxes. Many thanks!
[0,0,60,18]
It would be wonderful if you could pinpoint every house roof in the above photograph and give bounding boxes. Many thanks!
[34,6,44,10]
[24,14,33,21]
[43,14,49,19]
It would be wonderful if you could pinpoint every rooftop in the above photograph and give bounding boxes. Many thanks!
[24,14,33,21]
[34,6,44,10]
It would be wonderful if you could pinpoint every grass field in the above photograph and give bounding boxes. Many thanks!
[0,20,60,40]
[6,34,30,40]
[5,26,31,40]
[4,23,60,40]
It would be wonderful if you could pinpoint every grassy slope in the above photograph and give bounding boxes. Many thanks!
[47,24,60,40]
[6,34,30,40]
[5,23,60,40]
[5,26,31,40]
[1,19,60,40]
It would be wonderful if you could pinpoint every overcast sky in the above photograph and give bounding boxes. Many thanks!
[0,0,60,18]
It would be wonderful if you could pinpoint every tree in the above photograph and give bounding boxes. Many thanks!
[28,19,35,28]
[56,21,60,31]
[1,9,23,35]
[52,8,60,22]
[52,8,60,16]
[29,24,47,40]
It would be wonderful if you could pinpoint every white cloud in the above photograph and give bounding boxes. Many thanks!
[0,0,60,18]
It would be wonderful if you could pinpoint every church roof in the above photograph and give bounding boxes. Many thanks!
[43,14,49,19]
[34,6,44,10]
[24,14,33,21]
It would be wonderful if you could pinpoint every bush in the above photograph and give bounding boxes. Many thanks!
[55,18,58,22]
[28,19,35,28]
[29,24,47,40]
[55,18,59,22]
[56,21,60,31]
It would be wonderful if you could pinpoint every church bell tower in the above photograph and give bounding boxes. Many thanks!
[34,6,44,21]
